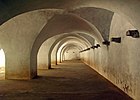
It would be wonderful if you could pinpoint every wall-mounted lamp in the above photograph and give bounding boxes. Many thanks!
[91,46,95,49]
[96,44,100,48]
[94,46,97,48]
[79,50,83,53]
[79,48,90,53]
[102,41,110,46]
[86,48,90,50]
[126,30,139,38]
[111,37,121,43]
[94,44,100,48]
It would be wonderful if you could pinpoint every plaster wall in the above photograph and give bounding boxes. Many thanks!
[37,41,49,69]
[0,10,63,79]
[37,35,60,69]
[80,13,140,100]
[64,47,80,60]
[0,11,47,79]
[108,13,140,100]
[51,43,59,65]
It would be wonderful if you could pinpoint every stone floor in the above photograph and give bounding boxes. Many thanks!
[0,60,133,100]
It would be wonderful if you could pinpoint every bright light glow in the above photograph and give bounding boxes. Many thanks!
[0,49,5,68]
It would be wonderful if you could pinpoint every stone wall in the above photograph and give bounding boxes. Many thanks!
[64,47,80,60]
[80,13,140,100]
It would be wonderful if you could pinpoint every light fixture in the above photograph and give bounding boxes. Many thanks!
[102,40,110,46]
[96,44,100,47]
[86,48,90,50]
[111,37,121,43]
[94,44,100,48]
[126,30,139,38]
[91,46,95,49]
[79,48,90,53]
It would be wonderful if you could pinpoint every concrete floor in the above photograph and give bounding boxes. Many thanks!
[0,60,132,100]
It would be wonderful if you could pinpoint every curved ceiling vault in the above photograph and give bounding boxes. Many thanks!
[47,32,95,66]
[62,44,82,52]
[32,12,102,54]
[0,0,139,30]
[33,13,103,52]
[58,40,86,56]
[31,12,103,69]
[37,32,93,68]
[59,39,87,51]
[0,1,139,56]
[47,34,89,58]
[48,32,94,56]
[45,39,84,68]
[56,37,88,50]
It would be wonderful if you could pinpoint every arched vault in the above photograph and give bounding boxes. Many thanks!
[37,32,93,69]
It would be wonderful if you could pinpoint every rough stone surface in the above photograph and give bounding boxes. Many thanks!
[80,13,140,99]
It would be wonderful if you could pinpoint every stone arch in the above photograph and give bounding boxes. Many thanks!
[59,43,83,63]
[50,36,89,66]
[37,33,90,69]
[0,0,139,30]
[54,33,95,64]
[31,13,102,77]
[47,33,92,66]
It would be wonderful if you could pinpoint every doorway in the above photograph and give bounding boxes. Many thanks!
[0,49,5,80]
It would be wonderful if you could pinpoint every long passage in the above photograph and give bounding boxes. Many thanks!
[0,60,132,100]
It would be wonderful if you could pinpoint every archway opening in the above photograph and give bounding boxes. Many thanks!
[0,49,5,80]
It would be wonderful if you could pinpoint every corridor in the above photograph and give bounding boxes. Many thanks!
[0,60,132,100]
[0,1,140,99]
